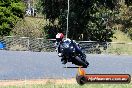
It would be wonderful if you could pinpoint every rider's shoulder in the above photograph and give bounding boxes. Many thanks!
[63,38,77,43]
[63,38,71,41]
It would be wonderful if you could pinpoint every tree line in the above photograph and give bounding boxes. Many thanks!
[0,0,132,41]
[40,0,132,41]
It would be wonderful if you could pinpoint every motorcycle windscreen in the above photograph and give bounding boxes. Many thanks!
[61,41,75,55]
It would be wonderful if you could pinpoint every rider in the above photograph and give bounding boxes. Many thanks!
[55,33,86,64]
[55,33,64,57]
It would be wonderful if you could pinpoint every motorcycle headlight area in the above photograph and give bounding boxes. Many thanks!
[65,45,69,48]
[70,46,73,49]
[70,46,75,52]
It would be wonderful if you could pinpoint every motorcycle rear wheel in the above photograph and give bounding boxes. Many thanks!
[74,56,88,68]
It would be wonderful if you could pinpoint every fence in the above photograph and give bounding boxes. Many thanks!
[0,36,132,55]
[78,41,132,55]
[0,36,56,52]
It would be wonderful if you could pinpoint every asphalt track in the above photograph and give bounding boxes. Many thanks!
[0,50,132,80]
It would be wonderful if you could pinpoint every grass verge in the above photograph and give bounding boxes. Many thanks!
[0,82,132,88]
[0,79,131,88]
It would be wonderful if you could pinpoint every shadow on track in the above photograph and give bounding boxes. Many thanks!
[63,66,87,68]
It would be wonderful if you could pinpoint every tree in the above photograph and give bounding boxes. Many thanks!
[35,0,43,14]
[125,0,132,6]
[41,0,115,41]
[0,0,25,36]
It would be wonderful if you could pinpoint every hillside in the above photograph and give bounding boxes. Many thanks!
[111,30,132,42]
[11,17,47,38]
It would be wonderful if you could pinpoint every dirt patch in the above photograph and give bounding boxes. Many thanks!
[0,78,76,86]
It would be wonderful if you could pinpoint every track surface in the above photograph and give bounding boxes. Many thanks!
[0,51,132,80]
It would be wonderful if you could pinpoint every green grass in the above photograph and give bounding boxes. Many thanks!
[106,44,132,55]
[111,30,132,43]
[1,83,132,88]
[102,30,132,55]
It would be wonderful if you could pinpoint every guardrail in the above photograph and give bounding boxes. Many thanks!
[0,36,132,55]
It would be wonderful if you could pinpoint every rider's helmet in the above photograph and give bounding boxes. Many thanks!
[56,33,64,42]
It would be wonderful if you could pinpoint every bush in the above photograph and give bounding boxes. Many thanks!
[0,0,25,36]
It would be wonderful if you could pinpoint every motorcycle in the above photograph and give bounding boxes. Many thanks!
[59,39,89,68]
